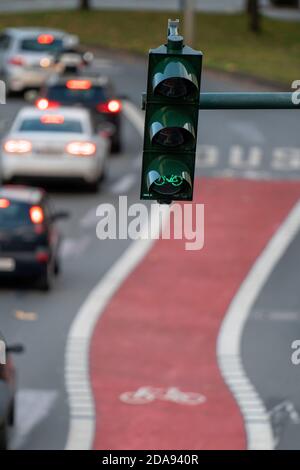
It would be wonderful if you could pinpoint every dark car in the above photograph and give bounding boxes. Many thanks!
[0,332,24,450]
[0,185,68,290]
[36,74,122,153]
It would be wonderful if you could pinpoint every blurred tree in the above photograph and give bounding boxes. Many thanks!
[246,0,260,32]
[79,0,91,9]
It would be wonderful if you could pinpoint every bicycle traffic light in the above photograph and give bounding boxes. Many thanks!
[140,19,202,204]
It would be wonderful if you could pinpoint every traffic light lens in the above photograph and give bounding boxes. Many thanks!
[151,174,187,196]
[156,78,193,98]
[146,159,192,198]
[153,127,186,147]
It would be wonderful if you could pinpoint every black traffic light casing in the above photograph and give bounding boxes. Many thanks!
[141,20,203,203]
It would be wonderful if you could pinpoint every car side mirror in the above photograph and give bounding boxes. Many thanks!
[6,344,25,354]
[51,210,70,222]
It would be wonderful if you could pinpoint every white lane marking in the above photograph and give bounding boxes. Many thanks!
[229,145,262,169]
[228,121,265,144]
[272,148,300,171]
[122,100,145,136]
[64,101,169,450]
[80,207,98,229]
[11,389,58,450]
[196,145,219,168]
[111,174,136,194]
[217,199,300,450]
[60,236,92,259]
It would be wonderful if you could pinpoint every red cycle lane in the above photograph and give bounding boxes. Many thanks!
[90,178,300,450]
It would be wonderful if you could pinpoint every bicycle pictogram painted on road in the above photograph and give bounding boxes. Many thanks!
[119,387,207,406]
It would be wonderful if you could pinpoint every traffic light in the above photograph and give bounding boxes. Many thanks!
[141,19,202,204]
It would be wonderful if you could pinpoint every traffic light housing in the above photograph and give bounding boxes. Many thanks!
[141,20,202,204]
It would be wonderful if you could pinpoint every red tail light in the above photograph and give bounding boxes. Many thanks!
[97,99,122,114]
[29,206,44,225]
[35,250,49,263]
[36,98,60,110]
[66,79,92,90]
[8,56,25,66]
[4,140,32,154]
[66,141,96,156]
[0,198,10,209]
[40,115,64,124]
[38,34,54,45]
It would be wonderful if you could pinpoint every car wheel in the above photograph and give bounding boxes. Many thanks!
[54,256,61,276]
[86,179,100,193]
[8,401,15,427]
[37,264,54,292]
[111,138,122,154]
[0,422,8,450]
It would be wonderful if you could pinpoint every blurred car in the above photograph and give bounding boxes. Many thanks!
[1,107,109,190]
[0,27,78,93]
[0,332,24,450]
[36,75,123,153]
[53,47,94,74]
[0,185,68,290]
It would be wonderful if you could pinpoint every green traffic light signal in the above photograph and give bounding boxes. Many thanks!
[140,19,203,204]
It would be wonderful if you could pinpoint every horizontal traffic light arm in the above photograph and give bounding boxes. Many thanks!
[199,93,299,110]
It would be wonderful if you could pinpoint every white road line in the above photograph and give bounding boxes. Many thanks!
[80,207,98,229]
[228,121,265,144]
[60,236,92,259]
[11,389,58,450]
[122,100,145,136]
[217,199,300,450]
[111,174,136,194]
[64,101,169,450]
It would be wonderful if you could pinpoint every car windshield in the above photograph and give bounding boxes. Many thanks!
[18,118,83,133]
[0,200,31,228]
[47,85,106,104]
[20,37,63,53]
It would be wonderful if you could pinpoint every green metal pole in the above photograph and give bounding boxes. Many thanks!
[199,93,299,110]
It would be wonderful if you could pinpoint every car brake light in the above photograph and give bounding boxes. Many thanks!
[38,34,54,45]
[29,206,44,225]
[36,98,60,110]
[97,99,122,113]
[4,140,32,154]
[8,56,25,66]
[40,115,64,124]
[66,141,96,156]
[36,250,49,263]
[0,199,10,209]
[66,79,92,90]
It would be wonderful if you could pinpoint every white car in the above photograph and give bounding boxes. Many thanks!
[1,107,109,190]
[0,28,79,93]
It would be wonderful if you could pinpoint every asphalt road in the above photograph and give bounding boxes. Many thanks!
[0,51,300,449]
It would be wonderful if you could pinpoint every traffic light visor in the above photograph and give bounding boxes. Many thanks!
[150,109,196,149]
[152,59,199,99]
